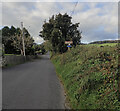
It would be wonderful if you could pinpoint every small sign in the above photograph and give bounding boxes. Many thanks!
[65,41,73,44]
[67,45,72,47]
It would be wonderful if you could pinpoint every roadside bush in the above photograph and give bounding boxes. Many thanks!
[51,43,120,110]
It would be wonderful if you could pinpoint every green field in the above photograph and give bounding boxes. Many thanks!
[51,43,120,110]
[88,43,118,47]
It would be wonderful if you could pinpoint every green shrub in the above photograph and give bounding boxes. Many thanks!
[51,43,120,110]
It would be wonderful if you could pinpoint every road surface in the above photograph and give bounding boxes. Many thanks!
[2,53,65,109]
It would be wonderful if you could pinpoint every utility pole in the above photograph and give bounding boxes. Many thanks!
[21,22,25,56]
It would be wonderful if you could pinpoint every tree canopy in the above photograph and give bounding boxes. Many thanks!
[1,26,34,55]
[40,13,82,53]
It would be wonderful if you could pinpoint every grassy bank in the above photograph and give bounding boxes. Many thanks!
[51,43,120,110]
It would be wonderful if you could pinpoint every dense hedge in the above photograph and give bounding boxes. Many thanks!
[51,43,120,110]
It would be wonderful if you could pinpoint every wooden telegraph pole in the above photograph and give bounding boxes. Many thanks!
[21,22,25,56]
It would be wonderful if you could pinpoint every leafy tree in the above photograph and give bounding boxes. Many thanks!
[10,26,16,36]
[1,26,34,55]
[2,26,17,54]
[11,32,23,54]
[11,27,34,55]
[0,30,2,45]
[40,13,82,53]
[44,40,52,52]
[31,43,46,55]
[24,35,34,55]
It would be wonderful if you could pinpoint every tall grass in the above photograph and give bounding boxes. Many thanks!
[51,43,120,110]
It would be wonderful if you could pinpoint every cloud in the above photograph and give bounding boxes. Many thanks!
[2,2,118,44]
[72,2,118,42]
[33,36,44,44]
[2,2,62,43]
[2,0,119,2]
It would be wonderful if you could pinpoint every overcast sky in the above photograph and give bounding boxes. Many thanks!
[1,1,118,43]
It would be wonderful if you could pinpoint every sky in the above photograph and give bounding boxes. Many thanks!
[1,1,118,44]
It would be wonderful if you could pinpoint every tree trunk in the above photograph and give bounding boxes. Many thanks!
[20,49,23,55]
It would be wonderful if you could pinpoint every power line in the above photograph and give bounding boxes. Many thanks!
[70,1,78,17]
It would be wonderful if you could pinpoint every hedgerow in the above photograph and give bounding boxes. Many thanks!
[51,43,120,110]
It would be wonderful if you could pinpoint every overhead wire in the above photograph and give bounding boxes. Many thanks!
[69,1,82,41]
[70,1,79,17]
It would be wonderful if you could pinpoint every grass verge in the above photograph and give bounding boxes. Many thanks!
[51,43,120,110]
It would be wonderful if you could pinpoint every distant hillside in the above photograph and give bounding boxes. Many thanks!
[89,40,120,44]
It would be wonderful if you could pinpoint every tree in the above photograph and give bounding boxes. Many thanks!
[40,13,82,53]
[0,30,2,45]
[32,43,46,55]
[2,26,17,54]
[1,26,34,55]
[11,32,23,55]
[11,27,34,55]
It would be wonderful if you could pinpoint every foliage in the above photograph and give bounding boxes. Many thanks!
[32,43,46,55]
[88,43,118,47]
[39,43,46,54]
[1,26,34,55]
[40,13,82,53]
[2,26,17,54]
[43,40,52,52]
[51,43,120,110]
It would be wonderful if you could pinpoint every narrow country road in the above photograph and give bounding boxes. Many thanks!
[2,53,65,109]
